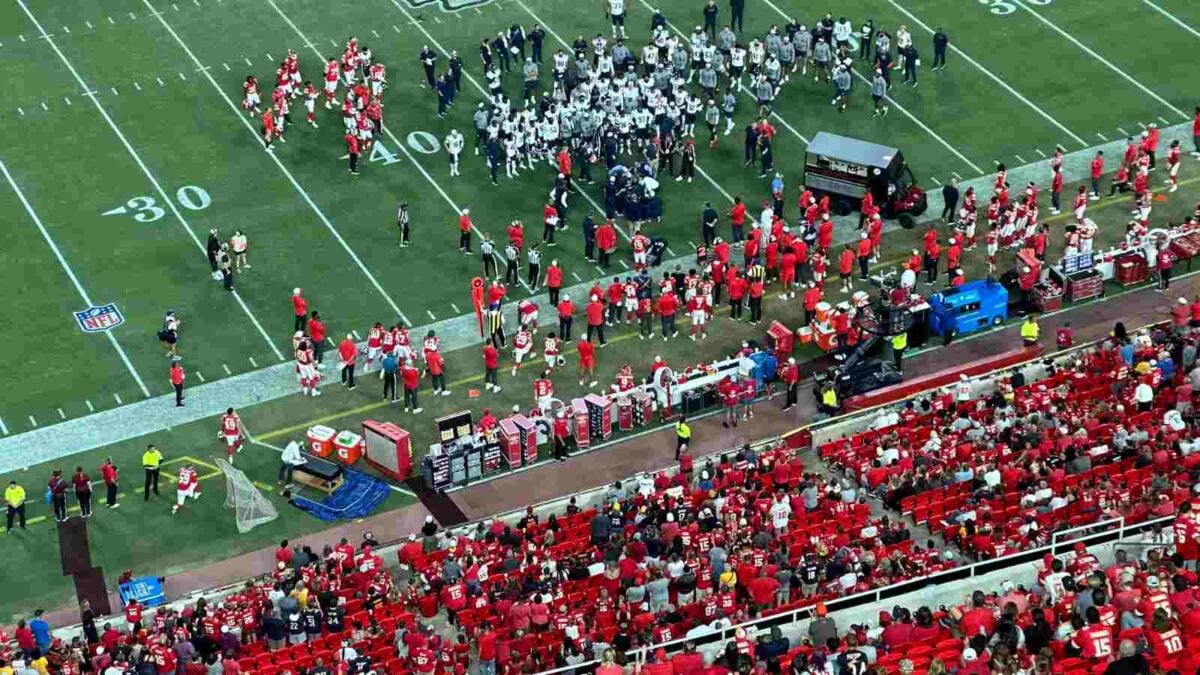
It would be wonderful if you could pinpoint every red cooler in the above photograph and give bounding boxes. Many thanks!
[498,419,523,467]
[306,425,336,458]
[616,396,634,431]
[571,399,590,449]
[334,430,364,465]
[361,421,412,480]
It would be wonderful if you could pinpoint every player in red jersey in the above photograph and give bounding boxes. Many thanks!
[1166,140,1182,192]
[511,326,533,376]
[533,371,554,411]
[688,294,709,340]
[631,228,650,269]
[366,322,383,369]
[261,109,276,150]
[172,464,200,515]
[218,407,243,461]
[322,58,339,108]
[542,332,561,371]
[296,338,321,397]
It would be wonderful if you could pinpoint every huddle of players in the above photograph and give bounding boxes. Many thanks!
[465,10,826,186]
[242,37,388,152]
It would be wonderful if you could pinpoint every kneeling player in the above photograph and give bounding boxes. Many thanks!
[172,464,200,514]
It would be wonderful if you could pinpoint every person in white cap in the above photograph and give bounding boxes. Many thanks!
[781,357,800,410]
[954,374,972,402]
[291,288,308,333]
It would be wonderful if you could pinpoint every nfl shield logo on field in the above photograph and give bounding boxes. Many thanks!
[74,303,125,333]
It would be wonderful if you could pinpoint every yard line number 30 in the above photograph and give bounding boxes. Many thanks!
[103,185,212,223]
[982,0,1053,15]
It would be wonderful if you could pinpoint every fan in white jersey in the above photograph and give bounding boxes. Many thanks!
[172,464,201,514]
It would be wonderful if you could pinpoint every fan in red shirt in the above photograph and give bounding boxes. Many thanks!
[149,638,178,675]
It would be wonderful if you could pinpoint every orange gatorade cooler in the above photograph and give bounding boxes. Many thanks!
[334,430,364,465]
[306,424,336,458]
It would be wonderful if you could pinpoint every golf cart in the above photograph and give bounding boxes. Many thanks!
[803,132,928,228]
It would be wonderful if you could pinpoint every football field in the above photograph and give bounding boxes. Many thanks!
[0,0,1195,435]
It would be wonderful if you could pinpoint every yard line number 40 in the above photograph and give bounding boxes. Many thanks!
[982,0,1053,15]
[102,185,212,222]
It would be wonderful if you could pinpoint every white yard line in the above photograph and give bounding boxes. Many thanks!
[58,408,66,420]
[1141,0,1200,39]
[195,371,204,382]
[142,0,413,329]
[222,363,232,375]
[28,416,37,428]
[113,393,122,405]
[1034,148,1047,158]
[759,0,982,174]
[1,157,152,398]
[265,0,535,297]
[16,0,287,363]
[886,0,1087,147]
[450,302,461,313]
[427,310,437,321]
[248,356,258,368]
[0,417,7,435]
[1011,0,1189,120]
[519,0,737,202]
[85,400,94,412]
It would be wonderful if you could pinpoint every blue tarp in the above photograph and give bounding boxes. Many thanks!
[291,469,390,522]
[119,576,165,608]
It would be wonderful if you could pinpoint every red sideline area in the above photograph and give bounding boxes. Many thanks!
[844,345,1045,412]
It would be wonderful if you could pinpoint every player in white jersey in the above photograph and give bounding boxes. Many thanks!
[368,63,387,98]
[302,82,318,128]
[607,0,626,39]
[172,465,200,514]
[444,129,465,177]
[242,76,262,116]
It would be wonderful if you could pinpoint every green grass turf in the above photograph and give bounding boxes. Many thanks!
[0,415,412,624]
[2,155,1198,622]
[1,0,1196,429]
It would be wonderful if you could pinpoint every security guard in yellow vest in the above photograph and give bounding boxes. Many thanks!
[5,480,26,532]
[1020,315,1040,346]
[142,444,164,501]
[675,417,692,460]
[891,331,908,372]
[819,384,839,415]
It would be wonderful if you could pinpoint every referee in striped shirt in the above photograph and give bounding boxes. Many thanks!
[396,202,411,247]
[527,244,542,289]
[487,307,506,347]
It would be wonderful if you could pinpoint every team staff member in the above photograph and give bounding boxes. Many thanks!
[308,311,326,365]
[674,416,691,459]
[170,361,186,407]
[552,412,573,461]
[401,359,422,413]
[142,445,164,500]
[48,470,69,522]
[291,288,308,333]
[780,358,800,410]
[100,457,119,509]
[891,330,908,373]
[585,295,607,345]
[557,293,575,341]
[1020,315,1040,347]
[72,466,93,519]
[381,352,399,403]
[482,338,501,393]
[458,209,474,254]
[338,333,358,389]
[5,480,26,532]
